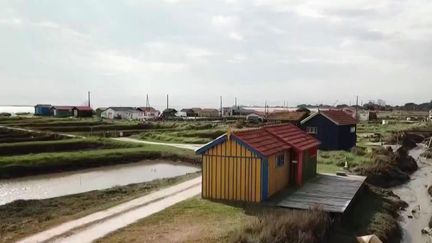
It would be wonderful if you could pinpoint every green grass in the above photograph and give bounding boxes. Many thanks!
[133,128,226,144]
[0,172,201,243]
[0,129,67,143]
[318,150,369,169]
[317,163,340,174]
[1,118,228,138]
[356,121,428,144]
[0,144,200,178]
[0,138,143,156]
[97,198,253,243]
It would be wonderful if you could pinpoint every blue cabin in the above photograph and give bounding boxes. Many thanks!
[34,104,52,116]
[301,110,358,150]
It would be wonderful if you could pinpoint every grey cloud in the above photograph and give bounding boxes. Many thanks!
[0,0,431,109]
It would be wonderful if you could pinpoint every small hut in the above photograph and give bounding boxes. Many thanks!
[34,104,52,116]
[196,123,320,202]
[301,110,358,150]
[51,106,73,117]
[72,106,94,118]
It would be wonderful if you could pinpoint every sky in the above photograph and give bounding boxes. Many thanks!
[0,0,431,110]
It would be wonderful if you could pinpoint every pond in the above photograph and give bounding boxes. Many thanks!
[0,160,200,205]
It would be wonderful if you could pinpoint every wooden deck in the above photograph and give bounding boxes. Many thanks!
[272,173,366,213]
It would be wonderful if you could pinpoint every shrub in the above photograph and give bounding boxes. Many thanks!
[351,146,366,156]
[232,208,331,243]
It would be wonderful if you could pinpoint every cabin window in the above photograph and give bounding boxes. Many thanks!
[350,126,356,133]
[277,154,285,167]
[306,127,318,134]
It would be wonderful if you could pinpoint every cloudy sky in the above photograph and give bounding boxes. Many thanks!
[0,0,431,110]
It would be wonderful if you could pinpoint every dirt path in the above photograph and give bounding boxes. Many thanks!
[17,177,202,243]
[112,137,204,151]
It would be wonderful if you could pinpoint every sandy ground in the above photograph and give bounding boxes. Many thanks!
[17,176,202,243]
[393,144,432,243]
[112,137,204,151]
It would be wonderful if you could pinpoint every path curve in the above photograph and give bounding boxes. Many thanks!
[18,177,202,243]
[112,137,204,151]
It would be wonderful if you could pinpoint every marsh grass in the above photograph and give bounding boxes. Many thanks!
[232,208,331,243]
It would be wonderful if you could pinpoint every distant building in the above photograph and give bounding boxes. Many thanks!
[267,111,308,126]
[176,111,187,118]
[161,108,178,119]
[223,106,255,117]
[358,110,378,122]
[198,108,219,118]
[95,107,107,118]
[51,106,74,117]
[246,113,264,123]
[181,108,199,117]
[101,107,144,120]
[429,110,432,121]
[34,104,52,116]
[137,107,160,119]
[72,106,94,118]
[301,110,358,150]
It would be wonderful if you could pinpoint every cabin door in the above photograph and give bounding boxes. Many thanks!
[289,151,297,185]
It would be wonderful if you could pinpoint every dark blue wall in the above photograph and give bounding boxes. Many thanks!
[302,114,356,150]
[337,124,357,150]
[34,106,51,116]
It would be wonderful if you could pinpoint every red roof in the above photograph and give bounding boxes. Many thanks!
[232,123,319,156]
[233,128,291,157]
[265,124,321,151]
[320,110,358,125]
[73,106,93,111]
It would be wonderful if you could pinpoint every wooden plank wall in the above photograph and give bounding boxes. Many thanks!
[268,152,290,197]
[202,138,262,202]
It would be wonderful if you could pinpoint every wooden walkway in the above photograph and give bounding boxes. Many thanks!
[272,174,366,213]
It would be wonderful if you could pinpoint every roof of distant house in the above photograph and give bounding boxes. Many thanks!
[35,104,51,107]
[200,108,219,112]
[196,123,320,157]
[267,111,307,121]
[51,106,74,110]
[107,107,138,112]
[137,107,159,112]
[73,106,93,111]
[302,110,358,125]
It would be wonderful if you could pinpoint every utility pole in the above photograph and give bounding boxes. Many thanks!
[220,96,223,118]
[355,95,359,117]
[166,94,169,109]
[88,91,91,107]
[146,94,150,108]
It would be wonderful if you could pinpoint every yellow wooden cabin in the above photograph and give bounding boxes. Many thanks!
[196,124,320,202]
